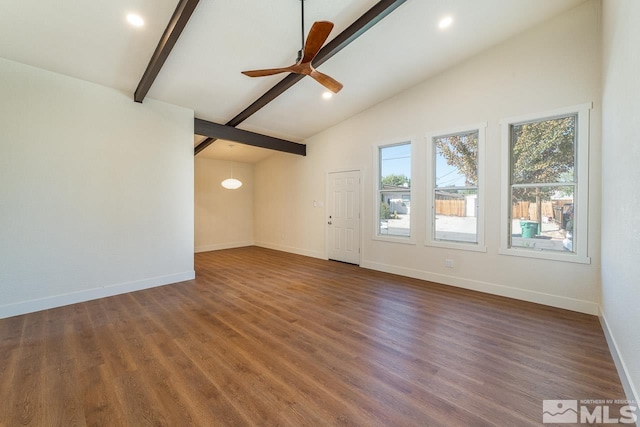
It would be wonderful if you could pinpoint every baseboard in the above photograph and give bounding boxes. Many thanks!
[194,241,253,253]
[253,241,326,260]
[360,260,599,315]
[599,309,640,408]
[0,270,196,320]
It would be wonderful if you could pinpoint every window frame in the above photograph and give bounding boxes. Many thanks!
[425,123,487,252]
[373,139,416,245]
[499,103,591,264]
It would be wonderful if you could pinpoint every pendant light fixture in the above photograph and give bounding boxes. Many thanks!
[221,145,242,190]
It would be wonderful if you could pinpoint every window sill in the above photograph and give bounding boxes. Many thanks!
[498,247,591,264]
[372,235,416,245]
[425,240,487,253]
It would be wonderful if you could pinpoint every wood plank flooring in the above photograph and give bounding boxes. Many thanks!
[0,247,626,426]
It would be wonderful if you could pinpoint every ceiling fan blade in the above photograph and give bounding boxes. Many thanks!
[310,70,343,93]
[242,67,293,77]
[302,21,334,63]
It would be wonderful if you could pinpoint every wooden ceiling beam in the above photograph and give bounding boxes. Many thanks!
[194,119,306,156]
[134,0,200,103]
[194,137,216,155]
[225,75,305,128]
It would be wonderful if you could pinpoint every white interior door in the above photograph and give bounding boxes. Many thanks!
[327,171,360,264]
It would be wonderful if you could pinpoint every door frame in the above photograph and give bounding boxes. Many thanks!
[325,169,363,265]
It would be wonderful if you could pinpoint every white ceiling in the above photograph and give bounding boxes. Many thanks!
[1,0,587,162]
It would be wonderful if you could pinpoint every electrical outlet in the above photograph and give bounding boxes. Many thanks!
[445,259,454,268]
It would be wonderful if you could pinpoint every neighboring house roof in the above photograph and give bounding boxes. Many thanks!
[381,184,410,191]
[435,190,466,200]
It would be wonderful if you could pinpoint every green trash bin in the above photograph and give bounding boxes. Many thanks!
[520,220,539,238]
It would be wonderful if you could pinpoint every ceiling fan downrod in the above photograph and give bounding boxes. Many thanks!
[297,0,305,62]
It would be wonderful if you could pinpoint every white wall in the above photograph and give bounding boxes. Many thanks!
[195,158,254,252]
[255,1,602,314]
[254,152,329,259]
[0,58,195,318]
[601,0,640,404]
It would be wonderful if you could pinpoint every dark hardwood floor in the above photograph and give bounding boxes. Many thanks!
[0,247,626,426]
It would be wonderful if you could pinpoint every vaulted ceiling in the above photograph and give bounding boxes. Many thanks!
[1,0,587,162]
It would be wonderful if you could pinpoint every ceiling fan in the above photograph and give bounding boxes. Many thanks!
[241,1,343,94]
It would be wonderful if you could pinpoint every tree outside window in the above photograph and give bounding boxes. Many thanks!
[432,130,479,244]
[509,115,577,252]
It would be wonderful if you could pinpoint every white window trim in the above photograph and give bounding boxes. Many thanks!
[499,103,591,264]
[425,123,487,253]
[372,139,416,245]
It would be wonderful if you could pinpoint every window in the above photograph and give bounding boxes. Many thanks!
[500,104,591,263]
[426,124,486,251]
[377,142,411,238]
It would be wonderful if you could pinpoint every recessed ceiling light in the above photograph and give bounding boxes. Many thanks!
[438,16,453,30]
[322,91,333,100]
[126,13,144,27]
